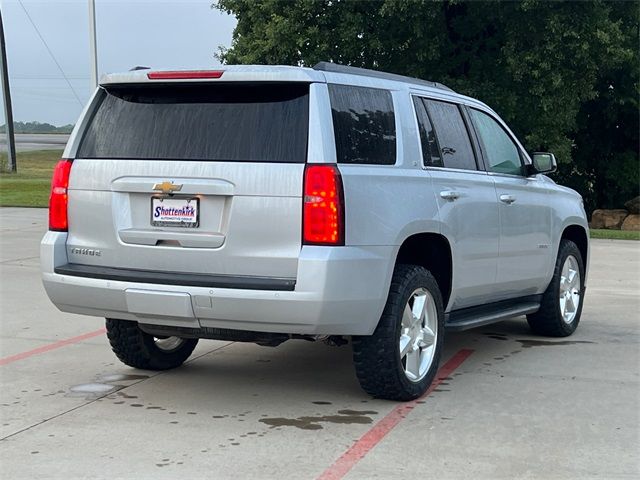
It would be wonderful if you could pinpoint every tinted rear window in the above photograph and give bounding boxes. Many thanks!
[424,100,477,171]
[78,83,309,162]
[328,85,396,165]
[413,97,443,167]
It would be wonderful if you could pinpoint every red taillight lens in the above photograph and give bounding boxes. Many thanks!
[147,70,224,80]
[49,160,73,231]
[303,164,344,246]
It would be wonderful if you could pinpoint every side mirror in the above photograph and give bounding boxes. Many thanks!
[528,152,557,175]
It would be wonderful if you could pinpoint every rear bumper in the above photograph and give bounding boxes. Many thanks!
[53,263,296,291]
[41,231,395,335]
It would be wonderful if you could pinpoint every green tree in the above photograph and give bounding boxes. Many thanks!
[215,0,639,212]
[560,1,639,213]
[0,121,74,134]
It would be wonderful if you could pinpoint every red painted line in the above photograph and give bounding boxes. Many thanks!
[317,348,474,480]
[0,328,106,366]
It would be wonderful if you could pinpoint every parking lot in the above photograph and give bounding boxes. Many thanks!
[0,207,638,479]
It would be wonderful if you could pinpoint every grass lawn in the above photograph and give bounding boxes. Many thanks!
[590,228,640,241]
[0,149,62,207]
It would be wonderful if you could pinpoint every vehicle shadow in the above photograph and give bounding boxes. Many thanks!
[103,317,551,413]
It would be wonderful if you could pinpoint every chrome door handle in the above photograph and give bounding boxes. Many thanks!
[500,194,516,204]
[440,191,461,201]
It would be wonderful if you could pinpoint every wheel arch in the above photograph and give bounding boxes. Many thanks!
[560,224,589,272]
[394,232,453,310]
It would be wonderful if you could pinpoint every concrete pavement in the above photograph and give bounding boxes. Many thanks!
[0,207,638,479]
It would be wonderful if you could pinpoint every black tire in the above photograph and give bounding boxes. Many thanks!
[105,319,198,370]
[352,264,445,401]
[527,239,585,337]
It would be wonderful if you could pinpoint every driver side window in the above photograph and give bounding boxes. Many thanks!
[470,108,523,176]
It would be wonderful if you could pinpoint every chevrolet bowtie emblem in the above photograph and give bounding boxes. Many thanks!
[152,181,182,194]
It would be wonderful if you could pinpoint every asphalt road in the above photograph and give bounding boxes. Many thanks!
[0,134,69,152]
[0,207,638,479]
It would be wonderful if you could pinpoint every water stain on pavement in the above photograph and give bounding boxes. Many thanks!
[482,332,509,341]
[98,374,149,382]
[517,339,595,348]
[260,409,378,430]
[338,409,377,415]
[116,391,138,399]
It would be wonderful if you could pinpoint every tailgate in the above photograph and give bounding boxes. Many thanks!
[64,82,310,280]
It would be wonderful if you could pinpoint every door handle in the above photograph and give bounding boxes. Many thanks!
[440,190,461,201]
[500,194,516,204]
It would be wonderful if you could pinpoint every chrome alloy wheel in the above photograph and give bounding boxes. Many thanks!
[399,288,438,382]
[153,336,185,352]
[559,255,581,324]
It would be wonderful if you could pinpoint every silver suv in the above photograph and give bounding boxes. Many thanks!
[41,63,589,401]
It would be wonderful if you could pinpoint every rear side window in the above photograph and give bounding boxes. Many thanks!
[328,85,396,165]
[469,108,523,175]
[77,83,309,162]
[413,97,443,167]
[424,100,477,171]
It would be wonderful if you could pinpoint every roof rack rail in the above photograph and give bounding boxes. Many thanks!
[313,61,454,92]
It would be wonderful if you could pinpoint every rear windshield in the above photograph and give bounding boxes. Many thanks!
[77,83,309,163]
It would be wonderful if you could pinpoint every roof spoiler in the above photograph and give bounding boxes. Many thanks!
[313,61,454,93]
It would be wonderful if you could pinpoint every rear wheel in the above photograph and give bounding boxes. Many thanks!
[352,264,444,401]
[105,319,198,370]
[527,239,585,337]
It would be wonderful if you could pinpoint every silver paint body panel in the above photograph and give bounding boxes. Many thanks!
[42,65,589,335]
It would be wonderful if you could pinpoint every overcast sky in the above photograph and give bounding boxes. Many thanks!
[1,0,237,125]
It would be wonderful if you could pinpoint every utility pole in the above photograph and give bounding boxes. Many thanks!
[88,0,98,89]
[0,8,16,172]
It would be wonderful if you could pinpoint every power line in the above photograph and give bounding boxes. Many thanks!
[17,0,84,107]
[12,75,90,80]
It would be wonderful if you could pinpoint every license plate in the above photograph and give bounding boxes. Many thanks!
[151,197,199,228]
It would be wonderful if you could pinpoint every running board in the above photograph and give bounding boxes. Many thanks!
[445,297,541,332]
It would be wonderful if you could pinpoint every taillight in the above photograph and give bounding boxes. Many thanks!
[303,164,344,246]
[147,70,224,80]
[49,159,73,231]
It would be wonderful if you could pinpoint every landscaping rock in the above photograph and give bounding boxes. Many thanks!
[621,214,640,231]
[624,196,640,214]
[590,209,629,230]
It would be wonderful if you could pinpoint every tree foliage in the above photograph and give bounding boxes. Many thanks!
[0,121,74,134]
[214,0,639,212]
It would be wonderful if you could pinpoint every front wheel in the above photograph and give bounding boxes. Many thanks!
[106,319,198,370]
[527,239,585,337]
[352,264,444,401]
